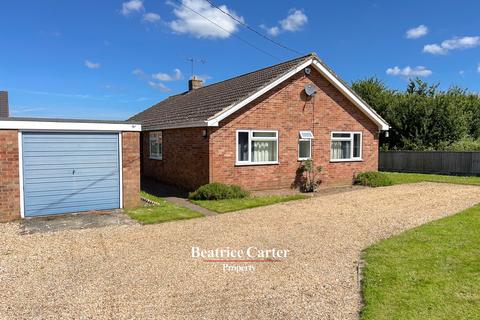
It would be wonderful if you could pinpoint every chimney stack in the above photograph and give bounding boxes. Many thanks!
[0,91,8,117]
[188,76,203,91]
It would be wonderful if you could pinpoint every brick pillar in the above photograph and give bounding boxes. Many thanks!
[122,132,141,208]
[0,130,20,221]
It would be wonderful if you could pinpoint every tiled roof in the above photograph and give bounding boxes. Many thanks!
[130,53,314,130]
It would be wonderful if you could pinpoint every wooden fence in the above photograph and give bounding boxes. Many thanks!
[379,151,480,176]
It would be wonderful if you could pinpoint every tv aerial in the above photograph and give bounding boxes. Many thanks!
[187,58,206,77]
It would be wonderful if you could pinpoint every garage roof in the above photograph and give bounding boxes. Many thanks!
[0,117,141,131]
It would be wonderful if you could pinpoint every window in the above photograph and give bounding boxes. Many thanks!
[330,132,362,161]
[236,130,278,165]
[149,131,162,160]
[298,131,314,160]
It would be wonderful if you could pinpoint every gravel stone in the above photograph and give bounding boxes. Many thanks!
[1,182,479,319]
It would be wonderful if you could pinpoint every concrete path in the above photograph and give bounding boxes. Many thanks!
[141,177,217,216]
[164,197,217,217]
[20,210,136,235]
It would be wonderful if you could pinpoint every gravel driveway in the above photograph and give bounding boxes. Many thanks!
[1,182,480,319]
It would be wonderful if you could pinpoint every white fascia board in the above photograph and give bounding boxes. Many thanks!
[206,59,314,126]
[311,60,389,131]
[0,121,142,132]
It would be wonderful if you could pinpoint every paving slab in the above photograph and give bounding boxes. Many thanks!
[19,210,136,235]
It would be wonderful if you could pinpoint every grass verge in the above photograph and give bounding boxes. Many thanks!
[383,172,480,186]
[126,191,203,224]
[192,194,308,213]
[361,204,480,320]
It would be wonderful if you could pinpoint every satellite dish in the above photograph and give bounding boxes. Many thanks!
[304,83,317,96]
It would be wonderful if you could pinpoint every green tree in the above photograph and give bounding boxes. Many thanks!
[351,78,477,151]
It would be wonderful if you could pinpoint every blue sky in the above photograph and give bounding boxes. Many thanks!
[1,0,479,120]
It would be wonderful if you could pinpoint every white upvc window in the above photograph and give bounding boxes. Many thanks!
[149,131,162,160]
[330,132,362,162]
[298,131,314,160]
[236,130,278,165]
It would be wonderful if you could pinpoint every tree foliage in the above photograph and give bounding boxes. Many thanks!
[352,77,480,150]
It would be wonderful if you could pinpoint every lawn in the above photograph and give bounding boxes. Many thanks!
[361,204,480,320]
[126,192,203,224]
[192,195,308,213]
[384,172,480,186]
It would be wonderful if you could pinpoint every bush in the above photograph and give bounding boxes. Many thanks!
[295,160,323,192]
[188,183,249,200]
[442,137,480,151]
[354,171,393,187]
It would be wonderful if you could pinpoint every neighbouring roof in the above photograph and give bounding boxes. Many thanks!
[131,53,389,131]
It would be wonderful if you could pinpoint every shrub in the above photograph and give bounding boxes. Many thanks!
[354,171,393,187]
[294,160,323,192]
[188,183,249,200]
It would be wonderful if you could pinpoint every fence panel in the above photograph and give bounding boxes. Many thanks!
[379,151,480,176]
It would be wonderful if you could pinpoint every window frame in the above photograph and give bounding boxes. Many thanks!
[149,131,163,160]
[298,131,314,161]
[330,131,362,162]
[236,129,279,166]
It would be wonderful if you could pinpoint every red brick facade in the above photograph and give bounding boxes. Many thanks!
[0,130,141,221]
[142,68,379,191]
[141,127,209,190]
[0,130,20,222]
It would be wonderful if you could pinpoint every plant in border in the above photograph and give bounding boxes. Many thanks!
[354,171,393,187]
[188,183,249,200]
[296,160,323,192]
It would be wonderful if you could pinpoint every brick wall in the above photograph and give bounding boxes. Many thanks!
[141,128,209,190]
[0,130,20,221]
[122,132,141,208]
[209,68,379,190]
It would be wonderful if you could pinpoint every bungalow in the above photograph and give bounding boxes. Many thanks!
[132,53,389,191]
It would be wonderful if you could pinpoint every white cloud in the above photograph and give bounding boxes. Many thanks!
[121,0,144,16]
[477,64,480,73]
[195,74,212,83]
[132,68,145,76]
[84,60,100,69]
[280,9,308,32]
[406,25,428,39]
[260,25,280,36]
[168,0,244,39]
[148,81,171,92]
[260,9,307,37]
[386,66,432,77]
[142,12,161,23]
[423,36,480,55]
[423,44,445,55]
[152,69,182,81]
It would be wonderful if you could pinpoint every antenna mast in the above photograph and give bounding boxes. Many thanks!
[187,58,206,78]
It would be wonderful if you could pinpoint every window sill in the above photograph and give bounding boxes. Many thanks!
[235,161,279,166]
[330,158,363,163]
[150,156,163,160]
[298,158,312,161]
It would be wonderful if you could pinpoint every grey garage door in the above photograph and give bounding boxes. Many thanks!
[22,132,121,217]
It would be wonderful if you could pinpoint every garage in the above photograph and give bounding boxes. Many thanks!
[0,118,142,221]
[21,132,121,217]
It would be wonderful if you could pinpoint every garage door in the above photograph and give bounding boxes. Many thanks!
[22,132,121,217]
